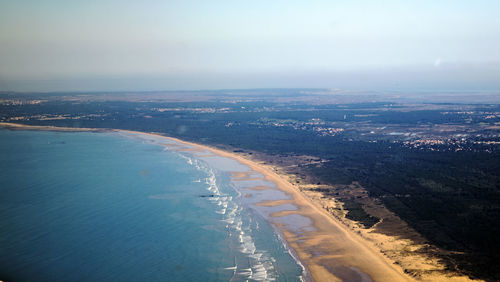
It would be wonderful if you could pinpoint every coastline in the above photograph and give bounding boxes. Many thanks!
[159,135,412,282]
[0,122,438,281]
[0,122,107,132]
[0,122,409,281]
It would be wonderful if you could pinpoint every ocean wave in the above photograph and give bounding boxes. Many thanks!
[112,132,302,281]
[177,151,288,281]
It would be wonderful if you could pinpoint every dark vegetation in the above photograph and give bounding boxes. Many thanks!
[342,200,380,228]
[1,96,499,280]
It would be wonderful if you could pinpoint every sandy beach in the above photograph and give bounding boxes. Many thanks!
[0,122,106,132]
[0,122,476,281]
[159,134,411,282]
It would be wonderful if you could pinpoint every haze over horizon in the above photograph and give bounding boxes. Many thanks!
[1,0,499,92]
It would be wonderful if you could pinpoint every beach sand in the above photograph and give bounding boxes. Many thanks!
[0,122,104,132]
[0,123,477,281]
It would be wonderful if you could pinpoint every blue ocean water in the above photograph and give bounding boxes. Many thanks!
[0,129,304,281]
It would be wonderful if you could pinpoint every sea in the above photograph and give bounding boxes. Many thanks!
[0,129,305,281]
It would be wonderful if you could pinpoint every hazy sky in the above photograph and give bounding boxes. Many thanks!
[1,0,499,91]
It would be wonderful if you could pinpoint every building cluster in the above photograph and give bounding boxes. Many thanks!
[401,137,498,152]
[0,99,45,105]
[152,107,231,113]
[313,127,345,136]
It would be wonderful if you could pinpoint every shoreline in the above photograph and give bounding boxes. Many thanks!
[120,128,412,281]
[0,122,107,132]
[0,122,412,281]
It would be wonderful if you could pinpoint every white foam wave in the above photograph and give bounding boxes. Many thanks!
[216,208,226,215]
[177,152,280,281]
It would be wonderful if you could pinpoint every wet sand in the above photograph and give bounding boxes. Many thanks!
[0,123,433,281]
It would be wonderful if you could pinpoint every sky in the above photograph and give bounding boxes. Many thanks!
[0,0,499,92]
